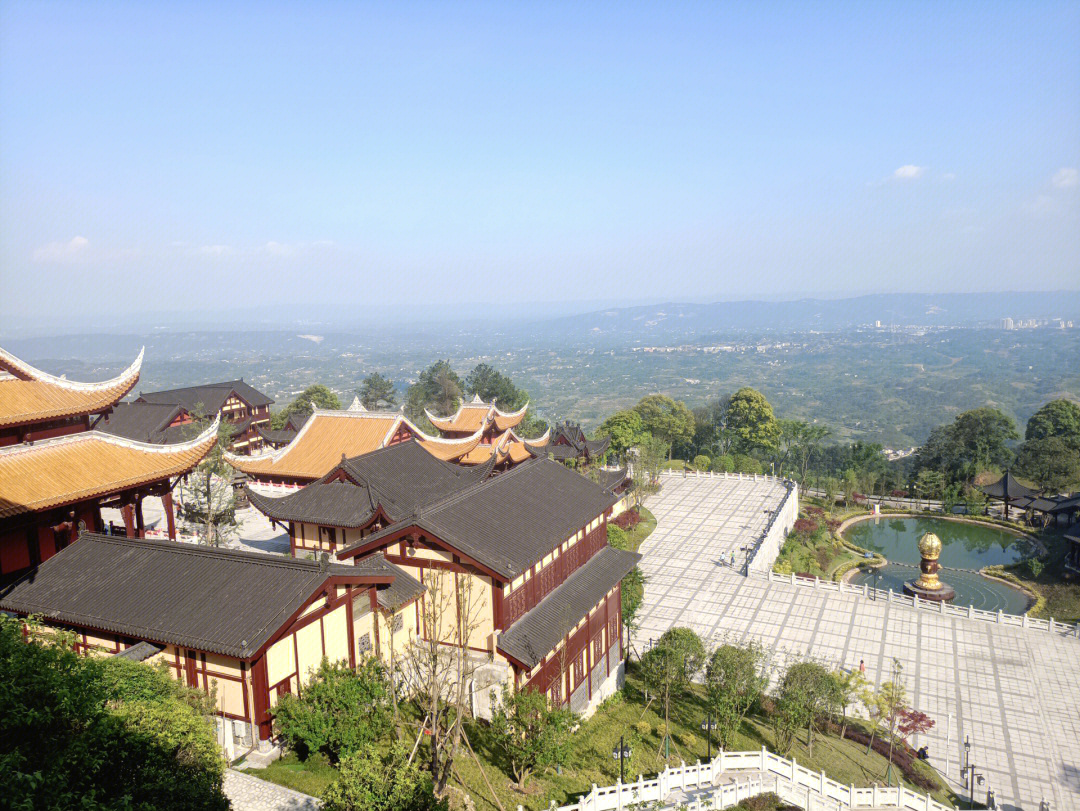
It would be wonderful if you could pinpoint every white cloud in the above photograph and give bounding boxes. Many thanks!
[264,241,294,257]
[892,165,925,180]
[32,235,89,264]
[198,244,233,257]
[1051,167,1078,189]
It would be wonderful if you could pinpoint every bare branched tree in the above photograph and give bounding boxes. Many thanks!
[400,562,487,798]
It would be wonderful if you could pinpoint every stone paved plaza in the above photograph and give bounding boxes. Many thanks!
[635,476,1080,811]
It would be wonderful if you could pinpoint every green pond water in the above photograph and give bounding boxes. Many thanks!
[844,517,1035,614]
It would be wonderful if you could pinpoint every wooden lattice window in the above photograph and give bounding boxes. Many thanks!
[357,632,372,657]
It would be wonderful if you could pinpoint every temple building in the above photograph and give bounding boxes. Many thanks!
[226,407,485,486]
[0,347,217,582]
[0,533,424,748]
[335,457,640,715]
[245,439,496,557]
[426,394,530,444]
[526,421,610,464]
[135,380,273,454]
[1,346,142,446]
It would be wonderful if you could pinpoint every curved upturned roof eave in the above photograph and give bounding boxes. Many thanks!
[408,420,486,461]
[0,345,144,391]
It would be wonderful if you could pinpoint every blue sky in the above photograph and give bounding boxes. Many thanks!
[1,1,1078,324]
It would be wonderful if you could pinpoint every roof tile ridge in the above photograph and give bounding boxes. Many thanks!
[85,531,369,573]
[416,456,536,515]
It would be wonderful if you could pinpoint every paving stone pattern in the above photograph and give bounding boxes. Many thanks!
[224,769,321,811]
[634,477,1080,811]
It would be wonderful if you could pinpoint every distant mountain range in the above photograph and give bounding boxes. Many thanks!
[525,291,1080,341]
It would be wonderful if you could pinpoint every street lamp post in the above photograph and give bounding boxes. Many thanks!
[961,736,985,810]
[613,736,631,784]
[701,712,714,762]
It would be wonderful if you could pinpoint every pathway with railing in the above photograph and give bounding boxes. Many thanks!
[542,749,964,811]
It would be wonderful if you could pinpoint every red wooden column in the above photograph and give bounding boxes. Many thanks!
[121,500,136,538]
[162,491,177,540]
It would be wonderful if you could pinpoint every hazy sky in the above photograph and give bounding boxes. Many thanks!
[2,1,1078,324]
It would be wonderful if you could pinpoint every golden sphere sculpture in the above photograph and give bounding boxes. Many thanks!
[917,531,942,561]
[914,532,943,590]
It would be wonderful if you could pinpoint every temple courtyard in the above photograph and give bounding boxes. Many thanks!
[634,475,1080,811]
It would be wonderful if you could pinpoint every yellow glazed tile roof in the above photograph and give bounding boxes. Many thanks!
[0,417,217,518]
[0,347,143,428]
[226,411,403,480]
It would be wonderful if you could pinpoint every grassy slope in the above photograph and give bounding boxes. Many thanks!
[255,668,957,810]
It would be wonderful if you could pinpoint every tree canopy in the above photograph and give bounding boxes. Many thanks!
[273,384,342,428]
[726,387,781,454]
[405,360,463,421]
[464,363,527,410]
[633,395,695,459]
[359,373,398,410]
[596,409,648,458]
[915,406,1018,482]
[1026,398,1080,447]
[0,617,227,810]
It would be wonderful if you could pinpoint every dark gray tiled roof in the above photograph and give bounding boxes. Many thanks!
[248,481,378,528]
[367,557,425,610]
[978,470,1040,500]
[92,401,188,444]
[0,533,392,659]
[138,379,273,413]
[247,440,491,528]
[598,467,630,493]
[112,640,164,661]
[256,426,299,445]
[497,546,640,668]
[344,458,620,579]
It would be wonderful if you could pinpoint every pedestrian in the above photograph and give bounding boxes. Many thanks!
[730,551,735,567]
[859,659,866,675]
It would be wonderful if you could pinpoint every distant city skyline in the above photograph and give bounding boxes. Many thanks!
[2,1,1078,326]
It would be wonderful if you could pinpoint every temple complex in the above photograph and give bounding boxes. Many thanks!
[0,347,217,582]
[225,407,485,486]
[135,380,273,454]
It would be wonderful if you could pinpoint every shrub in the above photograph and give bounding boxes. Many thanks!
[0,615,227,810]
[273,657,390,762]
[490,686,575,790]
[793,517,818,535]
[608,525,630,550]
[634,719,652,737]
[692,454,711,471]
[322,744,445,811]
[613,509,642,529]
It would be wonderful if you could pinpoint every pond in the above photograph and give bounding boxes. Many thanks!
[844,516,1035,614]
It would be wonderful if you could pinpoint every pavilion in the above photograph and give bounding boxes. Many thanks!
[977,470,1040,520]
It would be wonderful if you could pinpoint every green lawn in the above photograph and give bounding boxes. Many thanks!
[991,528,1080,623]
[622,506,656,552]
[252,667,958,811]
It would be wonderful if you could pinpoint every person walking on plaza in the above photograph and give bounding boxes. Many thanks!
[730,550,736,568]
[859,659,866,675]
